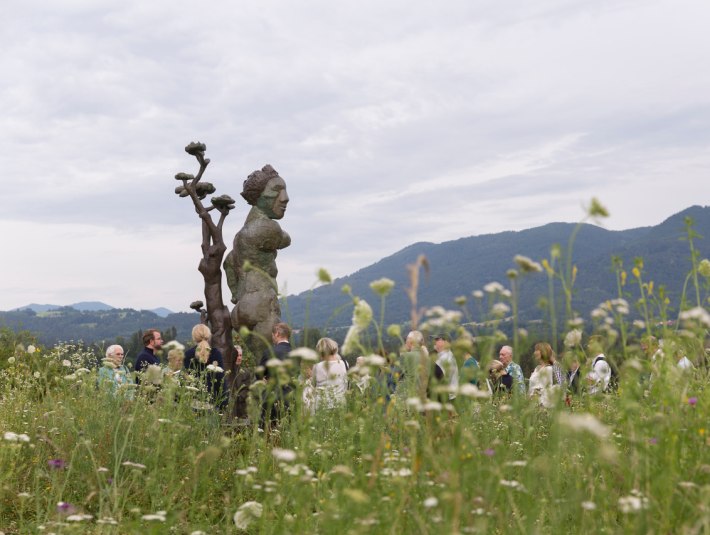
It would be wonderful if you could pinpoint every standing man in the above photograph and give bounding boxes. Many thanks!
[259,322,292,429]
[134,329,163,382]
[434,334,459,400]
[498,345,526,395]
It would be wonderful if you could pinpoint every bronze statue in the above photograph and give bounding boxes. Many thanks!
[224,165,291,351]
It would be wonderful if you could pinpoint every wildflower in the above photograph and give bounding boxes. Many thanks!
[233,501,263,530]
[57,501,77,514]
[341,325,360,355]
[678,481,698,489]
[506,269,518,279]
[144,364,163,385]
[688,397,698,406]
[317,268,332,284]
[698,258,710,278]
[513,255,543,274]
[353,299,373,330]
[122,461,147,470]
[491,303,510,317]
[142,511,167,521]
[618,491,649,513]
[499,479,526,491]
[421,401,443,412]
[27,345,36,354]
[97,467,109,472]
[679,307,710,328]
[648,437,658,445]
[483,448,495,457]
[472,290,484,299]
[48,459,67,469]
[18,492,31,498]
[359,354,386,367]
[633,320,645,330]
[483,281,505,294]
[62,359,71,367]
[568,316,584,327]
[564,329,583,348]
[272,448,297,462]
[369,277,395,296]
[557,413,610,439]
[504,460,527,467]
[206,363,224,373]
[587,197,609,218]
[458,384,491,399]
[7,356,15,364]
[4,432,30,443]
[581,501,597,511]
[289,347,319,362]
[67,514,93,522]
[423,497,439,508]
[97,518,119,525]
[591,307,607,319]
[386,324,401,338]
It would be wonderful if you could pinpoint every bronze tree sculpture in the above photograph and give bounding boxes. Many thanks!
[175,142,235,374]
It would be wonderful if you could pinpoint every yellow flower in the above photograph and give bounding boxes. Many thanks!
[620,271,627,286]
[648,281,654,295]
[632,267,641,279]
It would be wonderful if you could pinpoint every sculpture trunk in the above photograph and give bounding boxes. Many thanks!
[198,226,235,384]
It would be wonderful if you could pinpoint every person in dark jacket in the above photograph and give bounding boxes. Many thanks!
[259,322,292,429]
[134,329,163,384]
[183,324,227,409]
[230,345,254,421]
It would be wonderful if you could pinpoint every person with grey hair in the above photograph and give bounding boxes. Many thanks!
[395,330,444,402]
[312,337,348,411]
[98,344,135,396]
[498,345,526,395]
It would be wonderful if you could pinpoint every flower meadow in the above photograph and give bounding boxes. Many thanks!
[1,203,709,534]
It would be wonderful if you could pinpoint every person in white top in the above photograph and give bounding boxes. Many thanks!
[528,342,558,408]
[312,338,348,411]
[434,334,459,400]
[586,335,611,394]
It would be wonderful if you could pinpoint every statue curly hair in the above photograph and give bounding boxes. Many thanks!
[241,165,280,205]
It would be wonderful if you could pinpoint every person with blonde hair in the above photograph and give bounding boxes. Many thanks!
[529,342,558,408]
[183,324,226,408]
[312,337,348,411]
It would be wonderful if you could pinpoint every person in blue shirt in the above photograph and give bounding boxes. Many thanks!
[498,345,526,395]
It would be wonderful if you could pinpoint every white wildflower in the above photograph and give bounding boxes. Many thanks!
[27,345,36,354]
[7,356,15,364]
[472,290,484,299]
[591,307,607,319]
[564,329,583,348]
[423,497,439,508]
[18,492,31,498]
[62,359,71,368]
[458,384,491,399]
[265,358,287,368]
[499,479,526,491]
[618,491,649,513]
[633,320,646,330]
[288,347,319,362]
[206,363,224,373]
[142,511,167,521]
[272,448,297,462]
[504,460,527,467]
[67,514,93,522]
[679,306,710,328]
[353,299,373,330]
[122,461,147,470]
[491,303,510,317]
[698,258,710,278]
[558,413,610,439]
[33,371,41,379]
[233,501,263,530]
[581,501,597,511]
[568,316,584,327]
[96,518,119,525]
[3,432,30,443]
[678,481,698,489]
[483,282,505,294]
[421,401,443,412]
[359,354,386,367]
[369,277,395,296]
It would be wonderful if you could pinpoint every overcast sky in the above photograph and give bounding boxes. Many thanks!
[2,0,709,312]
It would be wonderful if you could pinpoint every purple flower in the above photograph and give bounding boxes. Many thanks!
[48,459,67,469]
[648,437,658,445]
[483,448,495,457]
[688,397,698,406]
[57,501,76,514]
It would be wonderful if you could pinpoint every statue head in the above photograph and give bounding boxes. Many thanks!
[241,165,289,220]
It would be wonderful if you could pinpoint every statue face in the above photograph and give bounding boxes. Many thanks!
[257,176,289,219]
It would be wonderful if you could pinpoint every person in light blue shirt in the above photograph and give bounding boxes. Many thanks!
[498,345,526,395]
[98,344,135,398]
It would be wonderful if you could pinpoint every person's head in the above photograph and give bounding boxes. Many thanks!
[498,345,513,366]
[241,165,289,220]
[196,340,211,364]
[405,330,425,351]
[167,349,183,371]
[143,329,163,350]
[105,345,125,366]
[567,354,580,372]
[488,359,507,378]
[640,335,658,356]
[192,324,211,344]
[272,322,291,343]
[315,337,339,359]
[433,334,449,353]
[235,345,243,366]
[534,342,555,365]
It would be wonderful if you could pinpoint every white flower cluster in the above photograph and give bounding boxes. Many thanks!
[618,490,649,513]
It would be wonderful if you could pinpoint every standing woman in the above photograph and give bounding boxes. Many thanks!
[184,324,227,409]
[312,338,348,411]
[528,342,557,408]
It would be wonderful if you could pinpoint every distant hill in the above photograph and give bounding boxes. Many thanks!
[13,301,115,313]
[148,307,174,318]
[0,307,199,346]
[281,205,710,328]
